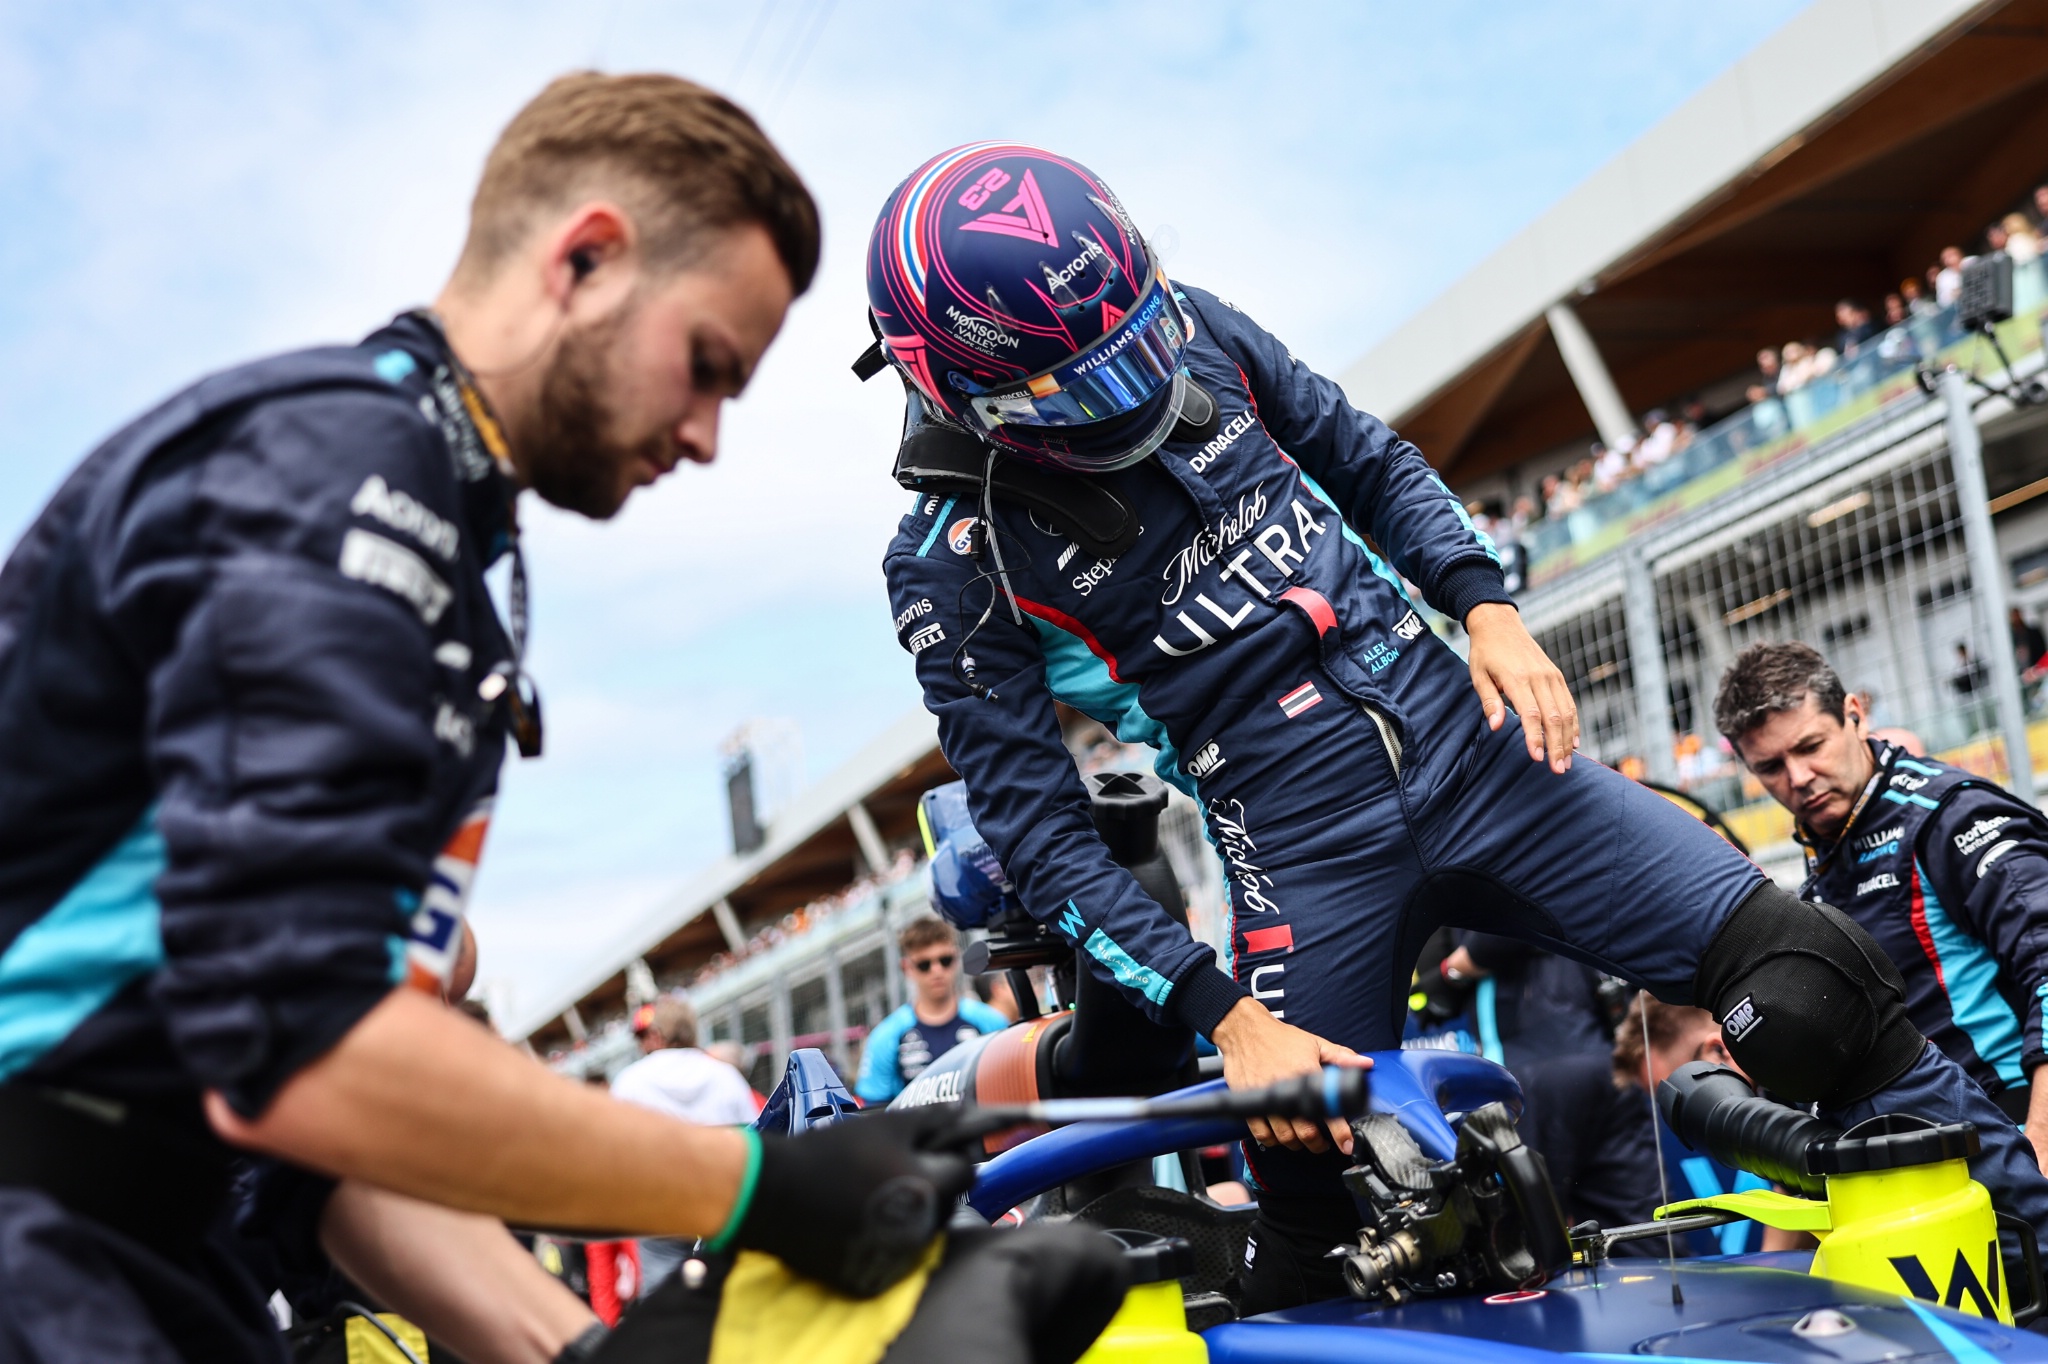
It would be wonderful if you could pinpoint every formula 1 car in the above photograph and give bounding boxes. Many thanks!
[843,768,2048,1362]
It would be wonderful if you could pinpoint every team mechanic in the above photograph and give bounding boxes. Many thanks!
[0,76,1108,1364]
[868,144,2048,1309]
[1720,641,2048,1170]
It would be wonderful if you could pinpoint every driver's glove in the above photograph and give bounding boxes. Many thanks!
[707,1107,975,1297]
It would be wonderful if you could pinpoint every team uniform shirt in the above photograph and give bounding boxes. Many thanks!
[1801,739,2048,1110]
[0,314,522,1361]
[611,1047,760,1127]
[855,998,1009,1103]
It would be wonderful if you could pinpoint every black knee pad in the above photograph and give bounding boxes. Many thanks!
[1693,881,1924,1108]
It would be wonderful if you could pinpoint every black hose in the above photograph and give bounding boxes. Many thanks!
[1656,1062,1839,1197]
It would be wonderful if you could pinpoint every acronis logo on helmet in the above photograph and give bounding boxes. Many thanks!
[917,781,1017,929]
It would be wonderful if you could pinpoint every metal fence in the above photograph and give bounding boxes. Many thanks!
[1519,374,2037,863]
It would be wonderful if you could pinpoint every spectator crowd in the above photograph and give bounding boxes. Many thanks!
[1472,183,2048,557]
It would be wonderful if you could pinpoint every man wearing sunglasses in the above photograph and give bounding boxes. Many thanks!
[868,143,2048,1311]
[856,916,1009,1104]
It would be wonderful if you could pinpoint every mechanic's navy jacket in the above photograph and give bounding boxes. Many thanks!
[883,285,1512,1037]
[0,313,517,1130]
[1802,739,2048,1105]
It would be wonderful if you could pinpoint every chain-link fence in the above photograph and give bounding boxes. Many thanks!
[1518,385,2037,863]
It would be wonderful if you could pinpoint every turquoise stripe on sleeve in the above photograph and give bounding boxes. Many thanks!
[1433,470,1503,565]
[916,498,959,557]
[1081,928,1174,1007]
[0,808,167,1080]
[1916,859,2027,1085]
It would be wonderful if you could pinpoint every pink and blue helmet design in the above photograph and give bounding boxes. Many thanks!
[866,143,1193,473]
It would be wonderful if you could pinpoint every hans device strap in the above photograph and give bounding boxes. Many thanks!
[893,421,1141,561]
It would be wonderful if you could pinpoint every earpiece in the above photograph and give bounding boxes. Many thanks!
[569,249,596,282]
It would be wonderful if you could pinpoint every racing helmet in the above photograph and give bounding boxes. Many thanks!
[865,143,1193,474]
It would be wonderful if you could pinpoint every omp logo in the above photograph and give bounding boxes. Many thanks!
[1057,902,1087,940]
[1857,873,1901,896]
[944,305,1020,351]
[907,622,946,655]
[1956,816,2012,855]
[1392,611,1426,641]
[1189,410,1257,473]
[895,598,933,631]
[1185,741,1225,780]
[1890,1242,2004,1317]
[1722,995,1763,1041]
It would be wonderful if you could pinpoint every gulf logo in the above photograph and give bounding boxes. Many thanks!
[947,517,980,555]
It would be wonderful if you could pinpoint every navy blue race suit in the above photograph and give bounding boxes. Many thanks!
[881,285,2048,1252]
[0,314,519,1362]
[1801,739,2048,1120]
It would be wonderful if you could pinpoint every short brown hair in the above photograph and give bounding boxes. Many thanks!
[1610,990,1713,1083]
[1713,641,1848,745]
[898,915,958,957]
[457,72,819,294]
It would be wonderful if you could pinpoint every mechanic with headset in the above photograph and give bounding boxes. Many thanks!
[0,74,987,1364]
[865,142,2048,1311]
[1718,641,2048,1172]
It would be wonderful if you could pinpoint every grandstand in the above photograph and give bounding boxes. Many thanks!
[516,0,2048,1072]
[1344,0,2048,873]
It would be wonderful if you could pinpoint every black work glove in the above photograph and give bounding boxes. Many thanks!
[719,1108,975,1298]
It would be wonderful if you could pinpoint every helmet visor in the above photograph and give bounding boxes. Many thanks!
[953,267,1190,432]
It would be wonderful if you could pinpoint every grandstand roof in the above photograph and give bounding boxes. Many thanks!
[1340,0,2048,486]
[511,707,952,1044]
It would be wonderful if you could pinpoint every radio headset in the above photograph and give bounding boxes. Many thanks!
[856,312,1221,702]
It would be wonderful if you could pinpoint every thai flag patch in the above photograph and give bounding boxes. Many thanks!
[1277,682,1323,718]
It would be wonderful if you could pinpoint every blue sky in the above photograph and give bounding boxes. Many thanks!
[0,1,1810,1023]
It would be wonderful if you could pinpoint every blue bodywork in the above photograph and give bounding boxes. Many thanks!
[771,1046,2048,1362]
[968,1049,1513,1219]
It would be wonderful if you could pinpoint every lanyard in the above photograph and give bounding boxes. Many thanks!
[408,311,544,759]
[1797,739,1893,877]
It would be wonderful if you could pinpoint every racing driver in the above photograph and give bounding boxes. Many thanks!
[869,143,2048,1309]
[0,74,980,1363]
